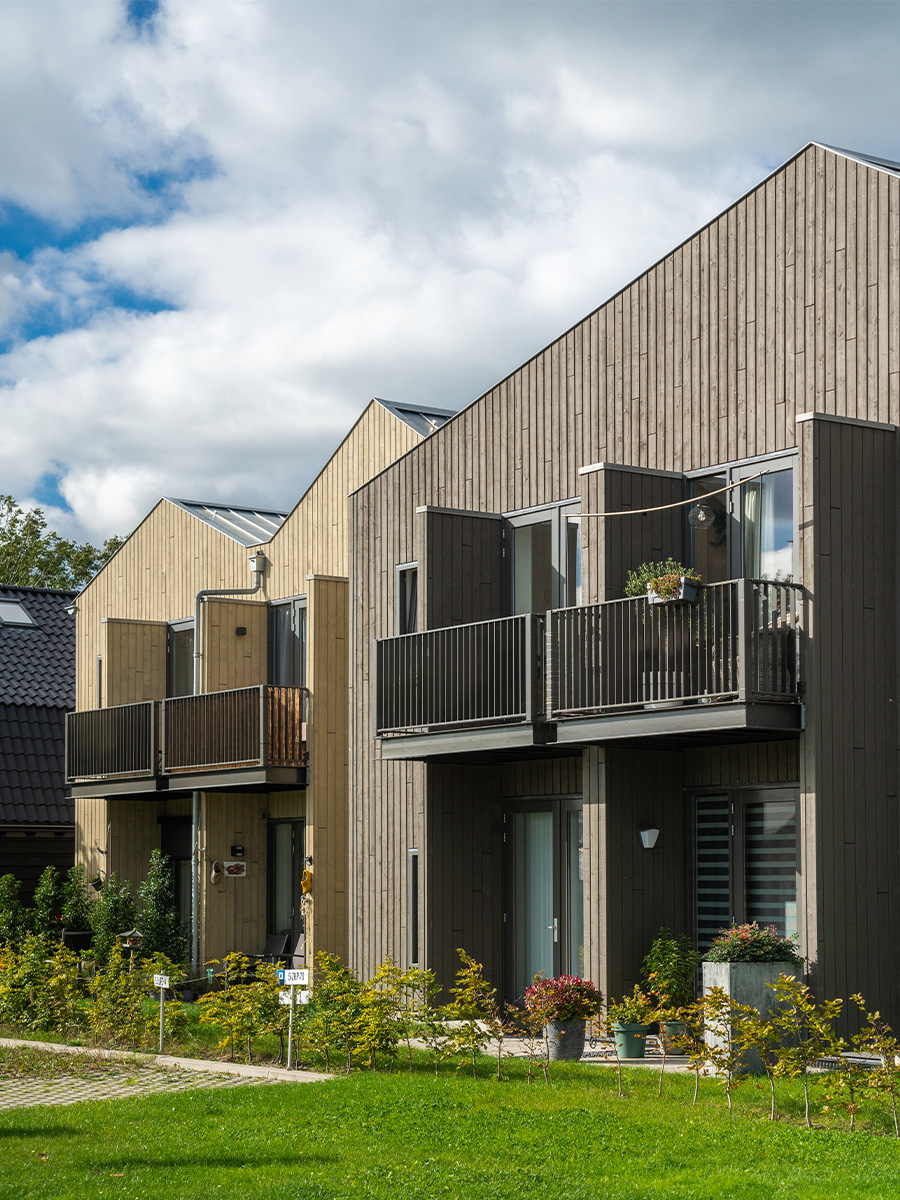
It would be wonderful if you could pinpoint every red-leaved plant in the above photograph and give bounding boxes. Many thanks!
[524,974,603,1022]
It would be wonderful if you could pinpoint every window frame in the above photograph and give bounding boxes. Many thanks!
[502,499,581,614]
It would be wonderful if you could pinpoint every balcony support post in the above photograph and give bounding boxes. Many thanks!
[191,789,201,974]
[736,578,752,702]
[259,684,268,768]
[544,610,556,720]
[524,614,535,724]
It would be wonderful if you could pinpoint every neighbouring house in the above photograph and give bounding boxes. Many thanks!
[66,398,453,971]
[350,141,900,1030]
[0,585,76,903]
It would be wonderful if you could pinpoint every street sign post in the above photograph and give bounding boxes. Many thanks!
[153,975,169,1053]
[275,968,309,1069]
[277,968,309,986]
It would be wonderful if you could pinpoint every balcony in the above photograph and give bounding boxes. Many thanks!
[375,581,805,759]
[66,685,307,797]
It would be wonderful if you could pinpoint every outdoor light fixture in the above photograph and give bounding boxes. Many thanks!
[688,502,716,530]
[90,873,103,892]
[639,828,660,850]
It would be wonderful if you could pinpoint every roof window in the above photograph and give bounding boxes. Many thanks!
[0,601,36,626]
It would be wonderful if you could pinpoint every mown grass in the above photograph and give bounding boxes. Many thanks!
[1,1055,900,1200]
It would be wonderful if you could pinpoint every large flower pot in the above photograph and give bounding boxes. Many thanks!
[611,1022,652,1059]
[702,960,801,1074]
[545,1019,586,1061]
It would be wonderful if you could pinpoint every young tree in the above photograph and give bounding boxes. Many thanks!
[768,974,843,1129]
[0,494,123,589]
[138,850,188,964]
[88,873,138,964]
[0,874,24,946]
[29,866,65,940]
[442,949,494,1080]
[61,865,93,932]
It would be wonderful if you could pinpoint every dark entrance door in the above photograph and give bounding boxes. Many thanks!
[503,797,583,1006]
[268,818,306,962]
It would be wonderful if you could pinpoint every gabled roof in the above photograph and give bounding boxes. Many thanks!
[164,499,289,547]
[0,586,75,709]
[374,398,455,438]
[815,142,900,178]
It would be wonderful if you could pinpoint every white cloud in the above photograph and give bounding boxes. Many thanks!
[2,0,900,542]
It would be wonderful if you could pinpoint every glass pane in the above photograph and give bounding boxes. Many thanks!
[271,602,307,696]
[168,626,194,697]
[513,521,553,614]
[173,860,191,927]
[566,519,582,607]
[271,823,293,933]
[399,568,418,634]
[512,810,554,1001]
[744,800,798,939]
[567,808,584,977]
[691,475,729,584]
[742,467,794,582]
[695,795,731,953]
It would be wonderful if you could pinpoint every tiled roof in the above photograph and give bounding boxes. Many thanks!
[164,499,289,547]
[0,587,75,709]
[0,702,72,824]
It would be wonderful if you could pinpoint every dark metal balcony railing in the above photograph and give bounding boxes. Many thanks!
[374,581,805,737]
[66,701,157,780]
[162,685,306,772]
[550,580,803,716]
[65,686,306,783]
[375,613,544,735]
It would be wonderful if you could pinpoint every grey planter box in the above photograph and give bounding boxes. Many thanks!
[647,577,700,605]
[545,1019,586,1061]
[702,960,801,1074]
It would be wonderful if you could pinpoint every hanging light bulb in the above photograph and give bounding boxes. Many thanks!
[688,503,716,530]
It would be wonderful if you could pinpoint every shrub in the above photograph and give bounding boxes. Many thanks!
[705,921,802,966]
[642,927,699,1013]
[87,943,147,1047]
[607,986,654,1025]
[88,873,138,964]
[30,866,65,939]
[138,850,188,964]
[524,974,603,1022]
[0,874,24,945]
[61,865,93,932]
[442,949,494,1079]
[198,953,283,1064]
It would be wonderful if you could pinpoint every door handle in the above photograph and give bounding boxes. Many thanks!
[547,918,559,943]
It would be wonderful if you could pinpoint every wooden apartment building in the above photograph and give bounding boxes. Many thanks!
[351,142,900,1027]
[67,399,452,968]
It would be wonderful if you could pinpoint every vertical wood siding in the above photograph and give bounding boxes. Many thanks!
[350,145,900,1016]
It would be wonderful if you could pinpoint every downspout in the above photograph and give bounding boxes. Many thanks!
[190,551,268,974]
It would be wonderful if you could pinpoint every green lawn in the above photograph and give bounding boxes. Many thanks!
[2,1058,900,1200]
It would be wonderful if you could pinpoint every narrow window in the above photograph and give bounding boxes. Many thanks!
[96,655,103,709]
[407,848,419,967]
[397,565,418,635]
[566,518,582,607]
[167,622,195,697]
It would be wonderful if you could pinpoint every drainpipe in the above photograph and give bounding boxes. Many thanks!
[190,552,268,974]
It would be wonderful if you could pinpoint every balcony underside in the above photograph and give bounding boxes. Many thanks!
[69,765,308,800]
[377,700,803,761]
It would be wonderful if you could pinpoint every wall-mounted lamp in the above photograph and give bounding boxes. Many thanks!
[64,602,78,616]
[94,845,107,856]
[304,855,313,867]
[639,827,660,850]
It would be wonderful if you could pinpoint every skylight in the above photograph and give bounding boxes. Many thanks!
[0,601,36,626]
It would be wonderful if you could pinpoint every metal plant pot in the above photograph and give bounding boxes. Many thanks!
[545,1019,586,1061]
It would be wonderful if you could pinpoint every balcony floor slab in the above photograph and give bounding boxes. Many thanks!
[378,722,557,762]
[554,700,803,747]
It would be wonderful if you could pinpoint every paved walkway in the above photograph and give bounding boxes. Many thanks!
[0,1038,331,1110]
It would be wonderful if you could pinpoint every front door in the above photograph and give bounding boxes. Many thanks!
[268,818,306,962]
[503,797,583,1005]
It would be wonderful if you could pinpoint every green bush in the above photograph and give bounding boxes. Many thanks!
[61,865,93,931]
[624,558,700,599]
[705,921,802,966]
[88,873,138,964]
[0,874,24,946]
[138,850,188,964]
[642,927,699,1013]
[30,865,65,939]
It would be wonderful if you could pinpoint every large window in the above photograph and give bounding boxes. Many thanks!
[270,598,307,687]
[690,456,797,584]
[505,502,581,615]
[694,788,799,955]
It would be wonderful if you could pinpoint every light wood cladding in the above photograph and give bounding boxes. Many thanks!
[202,599,268,693]
[101,620,167,706]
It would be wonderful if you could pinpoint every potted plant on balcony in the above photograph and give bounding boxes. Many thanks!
[641,927,700,1039]
[625,559,702,605]
[702,922,803,1074]
[524,973,603,1062]
[607,985,655,1059]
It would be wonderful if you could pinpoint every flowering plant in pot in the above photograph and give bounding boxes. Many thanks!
[624,559,702,604]
[607,985,655,1059]
[524,974,603,1062]
[705,922,802,966]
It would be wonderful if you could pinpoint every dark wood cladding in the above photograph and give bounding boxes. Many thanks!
[350,143,900,1008]
[800,415,899,1026]
[421,510,503,629]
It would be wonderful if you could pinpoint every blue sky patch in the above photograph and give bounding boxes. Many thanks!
[126,0,160,34]
[32,469,71,514]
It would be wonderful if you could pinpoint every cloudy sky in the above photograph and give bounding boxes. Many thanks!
[2,0,898,543]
